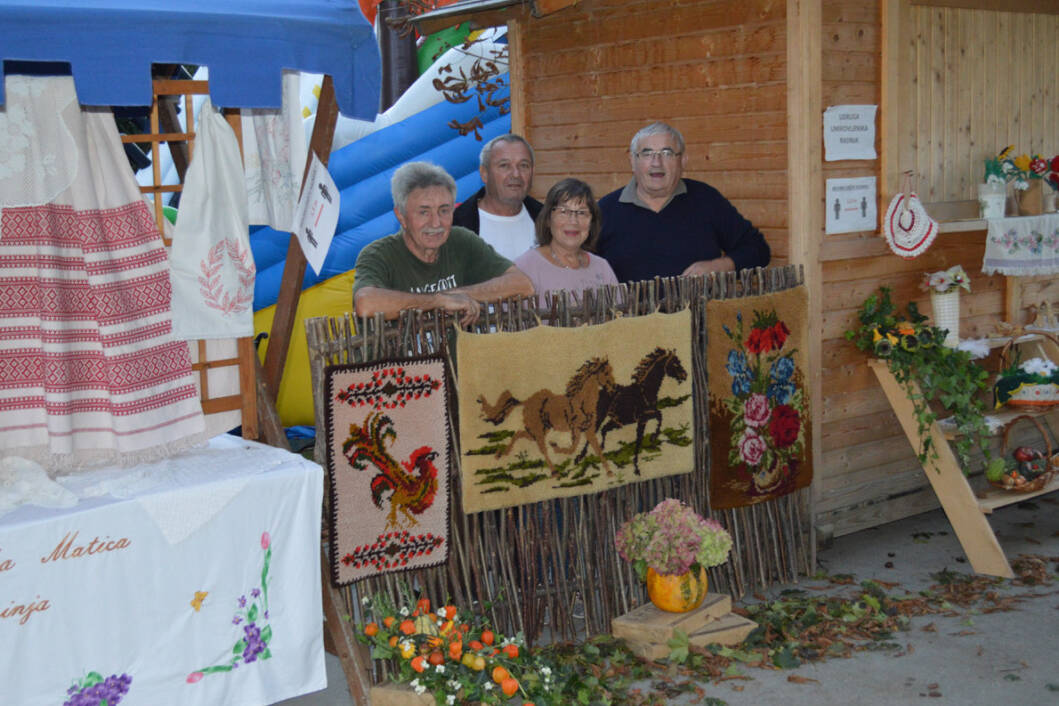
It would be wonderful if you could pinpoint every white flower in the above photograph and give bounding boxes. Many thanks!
[410,679,426,695]
[483,682,494,691]
[399,606,410,617]
[541,666,552,677]
[435,664,445,674]
[361,596,370,606]
[1020,357,1057,376]
[447,680,461,690]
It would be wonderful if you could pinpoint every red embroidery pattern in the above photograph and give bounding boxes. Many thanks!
[197,238,255,316]
[0,202,201,447]
[340,530,444,571]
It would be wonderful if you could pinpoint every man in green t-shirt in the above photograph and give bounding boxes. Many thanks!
[353,162,534,326]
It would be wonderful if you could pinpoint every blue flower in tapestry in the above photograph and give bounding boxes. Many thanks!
[707,288,813,509]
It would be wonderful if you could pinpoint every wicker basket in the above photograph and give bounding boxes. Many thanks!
[994,331,1059,409]
[991,415,1055,492]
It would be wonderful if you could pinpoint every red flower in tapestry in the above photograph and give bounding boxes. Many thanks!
[707,290,813,509]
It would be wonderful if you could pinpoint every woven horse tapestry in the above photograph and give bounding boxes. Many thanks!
[706,288,812,509]
[324,356,451,585]
[457,310,693,513]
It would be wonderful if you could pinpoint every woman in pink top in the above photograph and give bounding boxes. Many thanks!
[514,178,619,307]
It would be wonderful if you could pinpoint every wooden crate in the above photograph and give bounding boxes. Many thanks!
[612,593,756,661]
[624,612,758,661]
[370,682,435,706]
[611,592,731,644]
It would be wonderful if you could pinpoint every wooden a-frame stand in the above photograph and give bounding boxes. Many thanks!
[869,359,1059,579]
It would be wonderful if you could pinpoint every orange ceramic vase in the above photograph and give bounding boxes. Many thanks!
[645,566,708,613]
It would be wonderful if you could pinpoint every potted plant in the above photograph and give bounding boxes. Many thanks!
[979,148,1009,218]
[920,265,971,347]
[845,287,995,473]
[1003,150,1049,215]
[614,499,732,613]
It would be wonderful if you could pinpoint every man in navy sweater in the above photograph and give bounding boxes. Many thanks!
[596,122,770,283]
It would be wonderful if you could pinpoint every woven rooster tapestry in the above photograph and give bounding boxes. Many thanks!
[324,356,451,585]
[706,288,812,509]
[457,309,694,513]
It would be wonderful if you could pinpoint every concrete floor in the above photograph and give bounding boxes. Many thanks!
[279,496,1059,705]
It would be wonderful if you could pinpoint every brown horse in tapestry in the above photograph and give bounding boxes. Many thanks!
[583,347,688,475]
[476,357,616,477]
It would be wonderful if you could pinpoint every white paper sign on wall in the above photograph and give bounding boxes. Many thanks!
[823,105,877,161]
[292,152,340,276]
[826,177,877,234]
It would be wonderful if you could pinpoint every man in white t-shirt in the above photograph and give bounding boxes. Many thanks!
[452,134,543,260]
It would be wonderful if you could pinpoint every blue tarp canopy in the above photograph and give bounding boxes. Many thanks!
[0,0,381,119]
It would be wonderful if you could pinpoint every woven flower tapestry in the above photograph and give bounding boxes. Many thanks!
[706,288,812,509]
[457,310,694,513]
[324,356,450,585]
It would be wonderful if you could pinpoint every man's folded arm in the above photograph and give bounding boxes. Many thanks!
[452,265,534,302]
[353,287,446,319]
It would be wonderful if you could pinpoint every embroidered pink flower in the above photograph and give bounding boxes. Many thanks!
[186,672,204,684]
[739,429,767,466]
[743,393,771,428]
[261,532,271,550]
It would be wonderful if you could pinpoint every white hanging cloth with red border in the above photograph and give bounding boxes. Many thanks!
[0,75,206,470]
[883,172,938,259]
[169,97,255,339]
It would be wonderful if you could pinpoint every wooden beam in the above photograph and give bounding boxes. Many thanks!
[911,0,1059,14]
[320,549,373,705]
[262,75,340,401]
[786,0,822,560]
[507,18,527,139]
[532,0,578,16]
[868,360,1014,578]
[415,4,531,36]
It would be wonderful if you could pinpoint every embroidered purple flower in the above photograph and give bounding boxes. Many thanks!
[738,429,767,466]
[251,588,261,598]
[238,595,247,608]
[63,672,132,706]
[232,616,242,625]
[242,623,266,663]
[743,393,771,428]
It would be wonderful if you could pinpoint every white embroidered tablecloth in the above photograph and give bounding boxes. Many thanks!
[982,213,1059,275]
[0,435,326,706]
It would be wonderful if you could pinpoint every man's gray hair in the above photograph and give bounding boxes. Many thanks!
[479,134,535,169]
[629,122,686,156]
[391,161,457,214]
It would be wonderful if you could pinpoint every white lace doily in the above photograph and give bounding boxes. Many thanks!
[0,455,78,517]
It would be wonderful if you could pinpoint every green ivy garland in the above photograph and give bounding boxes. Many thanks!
[845,287,995,473]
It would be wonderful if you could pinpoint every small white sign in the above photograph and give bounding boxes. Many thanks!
[823,105,877,161]
[826,177,877,234]
[292,152,340,275]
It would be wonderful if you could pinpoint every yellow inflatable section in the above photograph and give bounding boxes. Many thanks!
[254,270,356,426]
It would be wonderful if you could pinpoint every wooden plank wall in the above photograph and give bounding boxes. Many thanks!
[514,0,1059,539]
[514,0,790,263]
[900,6,1059,202]
[819,1,1059,537]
